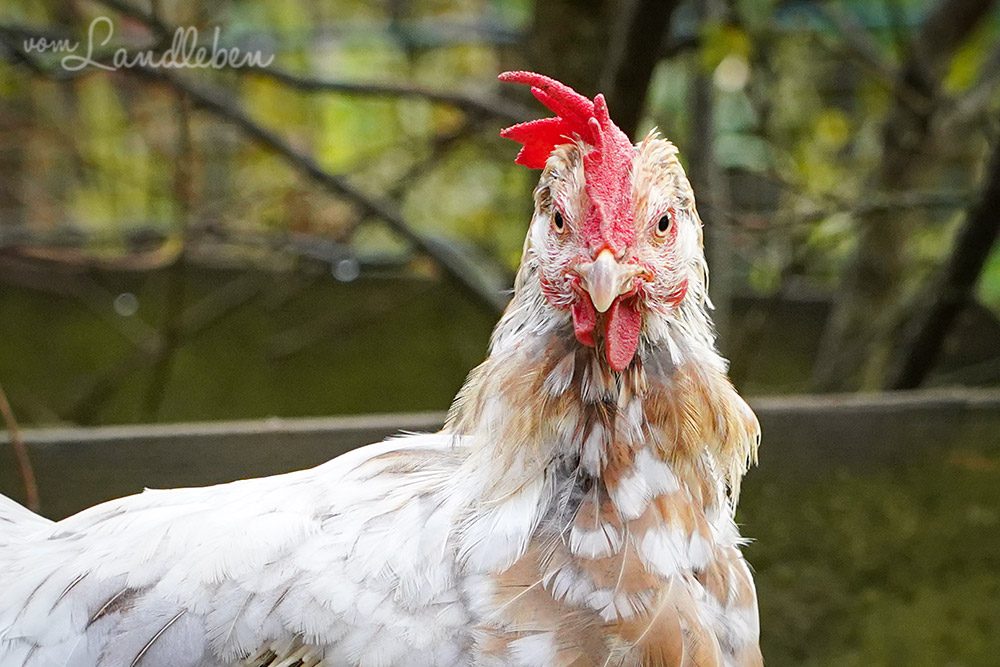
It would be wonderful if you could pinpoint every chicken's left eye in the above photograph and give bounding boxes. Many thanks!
[552,210,565,232]
[655,212,672,237]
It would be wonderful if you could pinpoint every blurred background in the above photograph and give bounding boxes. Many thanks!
[0,0,999,664]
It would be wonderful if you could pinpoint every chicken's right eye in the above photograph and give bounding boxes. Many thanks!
[552,210,565,232]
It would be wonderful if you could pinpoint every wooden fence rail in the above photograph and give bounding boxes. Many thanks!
[2,389,998,519]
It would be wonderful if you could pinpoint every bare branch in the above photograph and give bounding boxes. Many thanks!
[687,0,733,345]
[0,382,39,512]
[268,281,435,359]
[882,0,912,61]
[95,0,170,38]
[813,2,898,84]
[142,93,194,421]
[0,23,510,314]
[382,117,489,213]
[90,0,532,123]
[598,0,682,138]
[912,0,999,74]
[245,66,532,125]
[1,13,532,125]
[65,271,269,424]
[887,136,1000,389]
[131,67,508,313]
[812,0,999,391]
[937,39,1000,135]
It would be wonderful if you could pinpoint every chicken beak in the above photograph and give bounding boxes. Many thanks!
[577,249,639,313]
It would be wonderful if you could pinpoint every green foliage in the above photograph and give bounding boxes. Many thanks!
[1,0,532,269]
[977,246,1000,311]
[944,19,1000,94]
[700,22,752,72]
[5,0,998,317]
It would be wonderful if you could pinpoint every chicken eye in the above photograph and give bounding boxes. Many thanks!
[552,210,566,233]
[655,212,672,237]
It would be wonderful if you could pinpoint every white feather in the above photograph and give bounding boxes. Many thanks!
[0,433,477,667]
[568,522,622,559]
[508,632,558,667]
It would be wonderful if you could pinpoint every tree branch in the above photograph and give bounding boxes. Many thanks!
[0,22,510,314]
[811,0,999,391]
[813,2,899,86]
[91,0,533,124]
[131,67,507,313]
[65,271,269,424]
[0,382,39,512]
[886,136,1000,389]
[142,93,194,421]
[1,13,533,126]
[598,0,682,139]
[245,66,532,125]
[936,37,1000,135]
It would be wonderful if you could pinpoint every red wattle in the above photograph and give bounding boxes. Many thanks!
[604,298,641,371]
[571,299,597,347]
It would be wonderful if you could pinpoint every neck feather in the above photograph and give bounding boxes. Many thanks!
[446,275,758,497]
[444,275,759,573]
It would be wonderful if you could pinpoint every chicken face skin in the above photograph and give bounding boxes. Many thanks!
[527,136,709,371]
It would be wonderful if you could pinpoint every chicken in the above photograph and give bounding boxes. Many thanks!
[0,71,761,667]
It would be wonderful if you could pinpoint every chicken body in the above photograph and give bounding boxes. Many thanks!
[0,73,762,666]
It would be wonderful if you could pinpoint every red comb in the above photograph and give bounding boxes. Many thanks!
[499,71,636,256]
